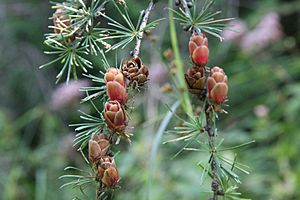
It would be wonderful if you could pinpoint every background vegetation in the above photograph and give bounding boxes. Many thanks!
[0,0,300,199]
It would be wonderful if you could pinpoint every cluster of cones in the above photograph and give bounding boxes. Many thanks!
[53,6,150,189]
[88,57,149,188]
[185,33,228,110]
[103,57,149,139]
[89,134,120,188]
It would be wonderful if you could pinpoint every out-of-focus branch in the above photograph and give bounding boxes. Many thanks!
[180,0,192,19]
[205,102,224,200]
[132,0,156,57]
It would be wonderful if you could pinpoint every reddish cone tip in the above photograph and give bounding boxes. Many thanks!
[207,66,228,105]
[189,34,209,67]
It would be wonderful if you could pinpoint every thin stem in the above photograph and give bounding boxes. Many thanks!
[177,0,200,34]
[205,102,220,200]
[132,0,156,57]
[180,0,192,19]
[96,184,99,200]
[169,0,193,117]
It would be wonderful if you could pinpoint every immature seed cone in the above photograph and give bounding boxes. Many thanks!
[53,8,72,34]
[189,33,209,67]
[122,57,149,86]
[103,100,127,133]
[104,68,128,103]
[185,66,206,94]
[207,66,228,105]
[88,134,110,165]
[97,156,120,188]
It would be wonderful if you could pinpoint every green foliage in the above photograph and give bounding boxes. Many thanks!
[40,0,109,83]
[72,109,106,149]
[40,41,93,83]
[170,0,233,40]
[80,50,110,102]
[164,108,254,199]
[98,0,163,51]
[40,0,162,83]
[168,0,193,116]
[2,0,300,200]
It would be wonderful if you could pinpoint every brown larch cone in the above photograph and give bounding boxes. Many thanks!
[122,57,149,87]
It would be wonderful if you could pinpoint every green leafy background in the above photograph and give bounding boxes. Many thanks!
[0,0,300,199]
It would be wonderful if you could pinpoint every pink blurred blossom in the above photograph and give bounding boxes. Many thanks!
[50,79,90,110]
[254,105,269,118]
[149,62,167,85]
[241,12,283,52]
[222,19,248,42]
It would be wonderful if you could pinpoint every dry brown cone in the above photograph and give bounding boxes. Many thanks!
[184,66,206,99]
[122,57,149,87]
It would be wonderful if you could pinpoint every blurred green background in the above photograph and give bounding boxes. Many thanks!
[1,0,300,199]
